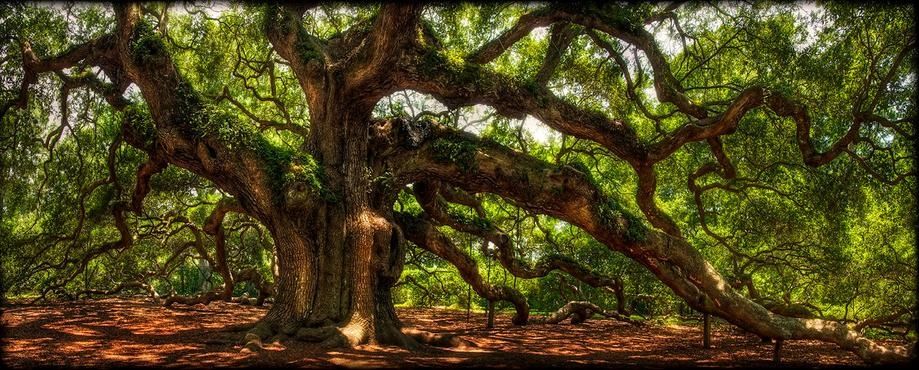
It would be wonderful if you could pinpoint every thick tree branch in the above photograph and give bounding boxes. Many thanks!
[467,8,558,64]
[344,4,422,92]
[202,197,246,300]
[394,211,529,325]
[534,23,579,87]
[532,301,642,326]
[400,43,648,163]
[412,180,629,302]
[131,154,168,212]
[384,121,909,363]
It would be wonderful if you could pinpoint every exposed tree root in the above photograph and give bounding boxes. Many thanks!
[238,315,473,353]
[321,322,364,348]
[223,322,256,332]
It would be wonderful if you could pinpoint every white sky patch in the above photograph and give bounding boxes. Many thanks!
[459,104,491,135]
[201,1,230,17]
[377,92,560,145]
[792,2,827,52]
[879,132,894,146]
[521,115,557,143]
[464,109,557,144]
[172,1,230,18]
[643,86,659,104]
[649,21,686,56]
[125,83,142,99]
[531,26,548,41]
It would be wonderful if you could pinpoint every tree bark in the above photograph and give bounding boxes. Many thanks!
[532,301,642,325]
[703,313,712,349]
[12,3,912,363]
[387,123,911,363]
[395,211,529,325]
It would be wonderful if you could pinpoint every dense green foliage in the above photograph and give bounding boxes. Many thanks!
[0,2,914,341]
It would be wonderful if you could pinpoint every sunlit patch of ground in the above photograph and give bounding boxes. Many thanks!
[0,298,902,368]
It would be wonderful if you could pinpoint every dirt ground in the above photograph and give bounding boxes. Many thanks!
[0,297,907,368]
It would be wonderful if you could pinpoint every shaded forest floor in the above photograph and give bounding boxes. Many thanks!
[1,298,905,368]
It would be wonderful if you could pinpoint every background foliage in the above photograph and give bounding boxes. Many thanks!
[0,1,914,340]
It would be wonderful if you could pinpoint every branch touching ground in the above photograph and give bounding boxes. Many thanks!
[387,122,912,364]
[532,301,644,326]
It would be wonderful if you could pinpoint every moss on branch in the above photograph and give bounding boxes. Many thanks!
[122,103,156,146]
[597,198,647,243]
[167,78,330,204]
[129,21,168,65]
[431,136,479,172]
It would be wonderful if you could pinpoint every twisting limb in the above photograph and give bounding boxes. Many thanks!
[534,23,579,87]
[531,301,643,326]
[394,211,530,325]
[28,131,146,303]
[411,180,631,314]
[74,281,158,301]
[634,165,682,237]
[467,8,559,64]
[854,308,913,333]
[162,201,269,308]
[215,86,309,137]
[203,197,246,300]
[403,11,913,180]
[384,121,910,364]
[131,155,168,212]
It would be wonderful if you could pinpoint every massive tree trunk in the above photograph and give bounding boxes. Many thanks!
[257,209,407,346]
[92,3,422,347]
[235,4,427,347]
[249,95,410,345]
[12,2,912,365]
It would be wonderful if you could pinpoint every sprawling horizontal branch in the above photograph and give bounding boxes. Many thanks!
[412,181,627,301]
[398,44,648,163]
[385,121,909,363]
[397,21,913,247]
[75,281,158,301]
[401,6,913,189]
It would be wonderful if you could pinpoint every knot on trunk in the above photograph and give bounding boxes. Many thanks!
[369,117,432,154]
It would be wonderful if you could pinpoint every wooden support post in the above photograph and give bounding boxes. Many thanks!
[465,291,471,321]
[703,312,711,349]
[773,339,783,364]
[466,240,472,322]
[486,300,495,328]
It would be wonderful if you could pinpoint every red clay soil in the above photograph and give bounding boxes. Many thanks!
[0,298,905,368]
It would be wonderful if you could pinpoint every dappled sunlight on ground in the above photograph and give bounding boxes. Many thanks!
[1,298,895,368]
